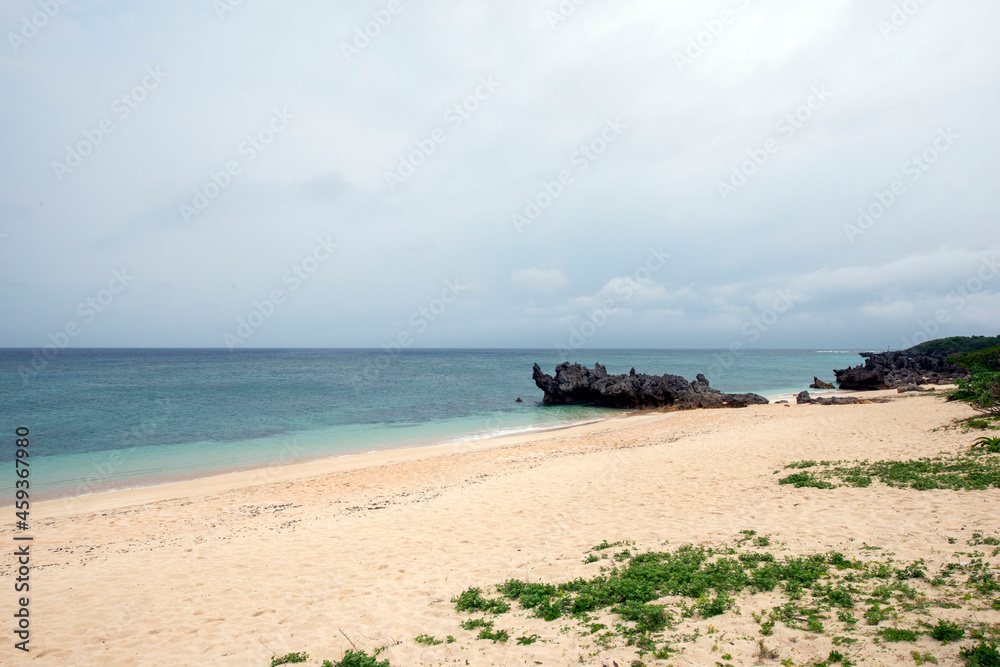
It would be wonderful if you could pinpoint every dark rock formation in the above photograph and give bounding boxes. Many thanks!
[796,391,889,406]
[810,377,835,390]
[834,351,970,390]
[532,363,769,410]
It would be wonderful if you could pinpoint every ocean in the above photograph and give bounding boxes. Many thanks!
[0,348,865,501]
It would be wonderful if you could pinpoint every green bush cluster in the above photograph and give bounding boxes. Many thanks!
[951,372,1000,417]
[909,336,1000,356]
[949,344,1000,372]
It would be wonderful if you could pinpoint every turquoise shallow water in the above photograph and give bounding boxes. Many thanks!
[0,348,865,500]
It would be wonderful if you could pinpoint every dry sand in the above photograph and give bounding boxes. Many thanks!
[4,390,999,666]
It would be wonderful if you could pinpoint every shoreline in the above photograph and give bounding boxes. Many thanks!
[31,409,648,520]
[7,411,623,507]
[18,416,619,506]
[14,389,994,666]
[30,386,913,519]
[20,382,861,508]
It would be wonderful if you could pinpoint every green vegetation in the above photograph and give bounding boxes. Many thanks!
[279,526,1000,665]
[452,586,511,614]
[950,345,1000,372]
[908,336,1000,356]
[320,650,390,667]
[592,539,629,551]
[413,634,443,645]
[442,530,1000,663]
[778,448,1000,491]
[778,472,837,489]
[951,373,1000,418]
[960,641,1000,666]
[973,437,1000,453]
[458,618,508,642]
[880,627,921,642]
[805,650,854,666]
[945,341,1000,423]
[942,415,1000,433]
[930,619,965,643]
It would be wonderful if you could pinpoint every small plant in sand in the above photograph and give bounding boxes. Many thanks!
[321,650,391,667]
[271,653,309,666]
[930,619,965,644]
[972,436,1000,453]
[880,627,921,642]
[592,539,628,551]
[452,586,510,614]
[960,641,1000,666]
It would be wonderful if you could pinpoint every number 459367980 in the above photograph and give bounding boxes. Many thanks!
[15,427,30,525]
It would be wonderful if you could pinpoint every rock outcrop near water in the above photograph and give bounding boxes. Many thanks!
[532,363,769,410]
[810,377,835,390]
[833,351,970,391]
[796,391,889,406]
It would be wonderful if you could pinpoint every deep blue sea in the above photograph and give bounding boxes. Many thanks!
[0,348,866,500]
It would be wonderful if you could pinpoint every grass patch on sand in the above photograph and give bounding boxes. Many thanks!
[941,415,1000,433]
[438,530,1000,665]
[320,651,391,667]
[778,439,1000,491]
[271,528,1000,665]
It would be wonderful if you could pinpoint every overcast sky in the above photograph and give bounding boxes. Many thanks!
[1,0,998,350]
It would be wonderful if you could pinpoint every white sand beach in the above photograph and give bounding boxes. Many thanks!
[7,390,999,666]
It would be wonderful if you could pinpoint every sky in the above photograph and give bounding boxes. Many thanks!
[1,0,998,351]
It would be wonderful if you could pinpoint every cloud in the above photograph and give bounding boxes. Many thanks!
[510,267,569,294]
[0,1,997,348]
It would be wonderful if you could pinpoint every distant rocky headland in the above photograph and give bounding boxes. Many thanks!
[834,351,967,390]
[532,362,769,410]
[833,336,1000,390]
